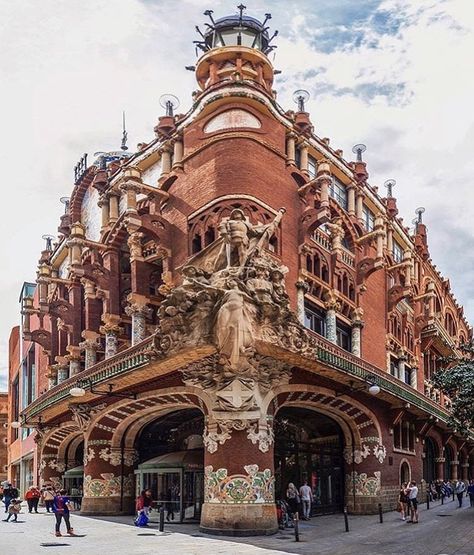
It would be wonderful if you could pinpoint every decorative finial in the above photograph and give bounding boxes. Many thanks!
[384,179,396,198]
[159,94,180,117]
[415,206,425,224]
[41,234,54,251]
[352,143,367,162]
[121,111,128,151]
[59,197,70,214]
[292,89,310,112]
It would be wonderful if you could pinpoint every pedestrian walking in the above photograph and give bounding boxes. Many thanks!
[398,483,409,521]
[454,479,466,508]
[406,481,419,523]
[467,479,474,508]
[2,483,19,513]
[41,486,55,513]
[52,489,76,537]
[286,483,300,519]
[25,486,41,513]
[299,480,313,520]
[135,489,153,526]
[3,498,21,522]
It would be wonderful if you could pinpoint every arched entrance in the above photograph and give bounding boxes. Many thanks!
[134,408,204,522]
[274,407,344,515]
[400,461,410,485]
[423,437,437,483]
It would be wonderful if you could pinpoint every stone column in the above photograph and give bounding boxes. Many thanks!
[99,194,110,231]
[99,316,123,359]
[295,280,309,325]
[299,144,309,175]
[66,346,82,376]
[160,145,172,175]
[109,193,120,223]
[347,184,356,215]
[451,459,459,481]
[397,355,406,382]
[120,181,140,214]
[201,423,277,535]
[355,191,364,221]
[55,360,69,383]
[324,291,339,344]
[172,137,184,170]
[435,457,445,481]
[386,225,393,255]
[410,364,418,389]
[286,133,296,165]
[47,366,58,390]
[80,331,101,369]
[125,294,151,345]
[351,308,364,357]
[461,462,469,480]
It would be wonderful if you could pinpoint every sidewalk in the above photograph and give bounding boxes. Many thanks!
[0,496,473,555]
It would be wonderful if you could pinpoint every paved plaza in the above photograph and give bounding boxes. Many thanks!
[0,498,473,555]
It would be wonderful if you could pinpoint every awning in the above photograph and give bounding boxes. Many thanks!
[63,465,84,477]
[138,449,203,471]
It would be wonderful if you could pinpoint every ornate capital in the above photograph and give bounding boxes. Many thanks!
[324,289,340,312]
[127,231,144,261]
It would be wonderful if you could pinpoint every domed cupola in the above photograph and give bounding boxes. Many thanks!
[194,5,278,94]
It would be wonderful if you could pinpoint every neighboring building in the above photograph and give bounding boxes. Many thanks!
[0,392,8,482]
[7,282,41,493]
[17,8,473,536]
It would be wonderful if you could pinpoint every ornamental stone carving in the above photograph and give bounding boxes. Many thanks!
[69,402,107,433]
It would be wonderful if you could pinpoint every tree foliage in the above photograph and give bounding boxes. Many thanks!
[432,344,474,435]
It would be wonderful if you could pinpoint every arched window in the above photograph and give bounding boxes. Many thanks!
[306,254,313,273]
[192,234,202,254]
[204,227,215,247]
[423,437,437,483]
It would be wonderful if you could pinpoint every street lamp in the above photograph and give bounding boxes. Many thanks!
[69,386,86,398]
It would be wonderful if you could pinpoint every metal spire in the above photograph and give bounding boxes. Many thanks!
[121,111,128,151]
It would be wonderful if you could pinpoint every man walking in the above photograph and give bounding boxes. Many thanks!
[454,479,466,508]
[299,480,313,520]
[407,481,419,523]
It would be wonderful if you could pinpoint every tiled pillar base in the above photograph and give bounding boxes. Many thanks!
[200,502,277,536]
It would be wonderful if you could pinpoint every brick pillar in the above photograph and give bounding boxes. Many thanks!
[451,459,459,481]
[40,447,65,490]
[435,457,445,481]
[461,462,469,480]
[200,422,277,536]
[81,433,137,515]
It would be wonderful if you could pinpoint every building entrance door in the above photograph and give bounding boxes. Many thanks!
[274,407,344,515]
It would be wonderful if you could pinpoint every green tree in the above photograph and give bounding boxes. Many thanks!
[432,344,474,435]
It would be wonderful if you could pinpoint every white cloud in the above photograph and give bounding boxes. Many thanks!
[0,0,472,380]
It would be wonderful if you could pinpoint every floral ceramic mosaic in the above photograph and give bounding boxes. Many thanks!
[205,464,274,504]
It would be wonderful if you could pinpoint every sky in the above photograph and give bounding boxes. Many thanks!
[1,0,473,390]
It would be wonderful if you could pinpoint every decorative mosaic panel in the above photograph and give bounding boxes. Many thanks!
[204,109,261,133]
[346,471,381,496]
[81,186,101,241]
[204,464,274,504]
[83,473,134,497]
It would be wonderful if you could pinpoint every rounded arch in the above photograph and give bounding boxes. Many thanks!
[400,459,411,485]
[264,384,384,449]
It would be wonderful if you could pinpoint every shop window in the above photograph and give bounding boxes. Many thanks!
[304,302,326,337]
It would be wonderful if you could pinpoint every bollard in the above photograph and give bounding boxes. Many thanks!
[159,506,165,532]
[441,494,444,505]
[378,503,383,523]
[426,493,430,510]
[294,512,300,542]
[343,507,349,532]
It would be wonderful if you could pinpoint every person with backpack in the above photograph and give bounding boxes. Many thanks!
[52,489,76,537]
[41,486,55,513]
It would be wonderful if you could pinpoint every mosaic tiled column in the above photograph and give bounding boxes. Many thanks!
[351,308,364,357]
[99,316,123,359]
[81,431,137,515]
[201,423,277,536]
[55,360,69,384]
[66,346,82,376]
[324,291,339,344]
[125,294,151,345]
[79,332,100,369]
[295,280,309,325]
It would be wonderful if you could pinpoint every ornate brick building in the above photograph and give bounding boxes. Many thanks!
[16,8,473,535]
[0,392,8,483]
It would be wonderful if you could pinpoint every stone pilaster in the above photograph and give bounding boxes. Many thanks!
[435,457,445,481]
